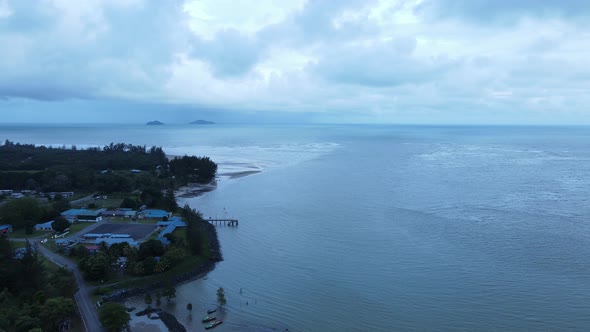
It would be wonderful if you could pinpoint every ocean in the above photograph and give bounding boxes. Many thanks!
[3,124,590,331]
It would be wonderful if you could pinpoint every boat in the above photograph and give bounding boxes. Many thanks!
[205,320,223,330]
[207,308,217,314]
[202,316,216,323]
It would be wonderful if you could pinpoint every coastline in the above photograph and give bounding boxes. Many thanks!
[105,169,258,331]
[103,172,244,331]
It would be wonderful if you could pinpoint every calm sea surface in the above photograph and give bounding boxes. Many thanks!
[2,124,590,331]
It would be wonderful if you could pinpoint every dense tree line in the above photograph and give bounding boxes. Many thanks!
[0,197,69,234]
[0,141,167,172]
[181,204,208,256]
[72,237,188,281]
[169,155,217,183]
[0,238,78,331]
[0,141,217,193]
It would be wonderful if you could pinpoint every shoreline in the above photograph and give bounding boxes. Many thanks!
[176,170,261,198]
[105,168,259,331]
[103,187,224,331]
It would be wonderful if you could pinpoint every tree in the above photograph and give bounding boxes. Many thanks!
[120,197,137,209]
[48,267,78,298]
[80,253,110,281]
[0,198,41,231]
[138,239,165,260]
[51,216,70,233]
[144,293,152,305]
[217,287,226,307]
[163,287,176,303]
[142,256,157,275]
[162,188,178,212]
[187,303,192,311]
[155,292,162,306]
[52,198,71,213]
[99,302,130,332]
[39,297,76,331]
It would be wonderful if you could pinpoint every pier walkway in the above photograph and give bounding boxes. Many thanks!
[206,218,239,226]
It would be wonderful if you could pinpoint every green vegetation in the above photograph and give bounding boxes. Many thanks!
[1,141,221,317]
[0,140,216,191]
[52,216,70,233]
[163,286,177,303]
[0,196,71,235]
[0,238,79,331]
[217,287,226,307]
[11,229,46,238]
[98,302,130,332]
[68,222,94,236]
[169,155,218,183]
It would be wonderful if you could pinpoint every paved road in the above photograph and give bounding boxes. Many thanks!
[36,242,105,332]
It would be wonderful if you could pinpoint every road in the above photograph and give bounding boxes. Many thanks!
[36,242,105,332]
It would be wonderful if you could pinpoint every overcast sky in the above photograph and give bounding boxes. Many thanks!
[1,0,589,124]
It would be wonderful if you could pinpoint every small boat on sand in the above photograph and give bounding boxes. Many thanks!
[207,308,217,314]
[202,316,216,323]
[205,320,223,330]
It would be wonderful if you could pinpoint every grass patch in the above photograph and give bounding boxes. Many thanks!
[10,241,28,249]
[172,228,186,239]
[68,192,94,201]
[72,195,125,209]
[68,222,94,236]
[11,229,46,238]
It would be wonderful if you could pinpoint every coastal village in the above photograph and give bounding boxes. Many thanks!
[0,142,226,331]
[1,187,227,331]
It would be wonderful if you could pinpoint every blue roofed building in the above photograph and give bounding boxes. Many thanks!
[34,220,54,231]
[0,224,13,235]
[140,209,171,219]
[61,209,103,222]
[95,238,138,247]
[156,217,187,245]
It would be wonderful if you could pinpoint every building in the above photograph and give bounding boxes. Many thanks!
[61,209,104,222]
[0,224,13,235]
[46,191,74,199]
[84,245,100,254]
[34,220,54,231]
[102,210,127,218]
[124,210,137,218]
[139,209,172,219]
[94,238,138,247]
[157,217,187,245]
[0,190,13,195]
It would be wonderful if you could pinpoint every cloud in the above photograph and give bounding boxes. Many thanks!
[0,0,187,101]
[0,0,589,124]
[417,0,590,23]
[313,38,457,87]
[191,29,261,77]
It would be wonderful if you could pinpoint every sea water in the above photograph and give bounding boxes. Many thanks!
[3,124,590,331]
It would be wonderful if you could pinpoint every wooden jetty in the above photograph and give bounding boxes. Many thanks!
[207,218,239,227]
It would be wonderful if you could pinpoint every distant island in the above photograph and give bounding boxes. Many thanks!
[146,120,164,125]
[190,120,215,125]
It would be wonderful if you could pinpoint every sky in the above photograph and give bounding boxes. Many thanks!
[0,0,589,124]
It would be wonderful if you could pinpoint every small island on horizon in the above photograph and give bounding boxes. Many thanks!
[190,120,215,125]
[146,120,164,125]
